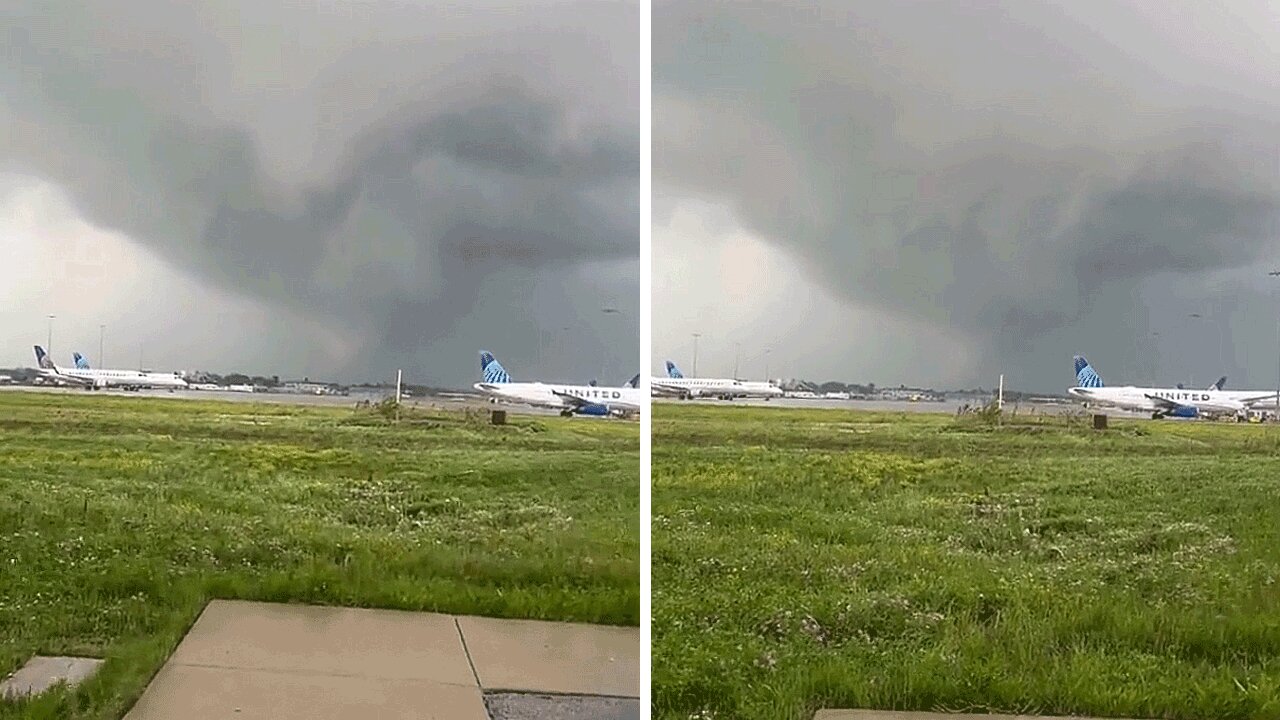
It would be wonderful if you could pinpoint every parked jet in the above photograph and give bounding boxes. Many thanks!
[1067,355,1274,419]
[650,360,782,400]
[472,351,640,418]
[33,346,187,391]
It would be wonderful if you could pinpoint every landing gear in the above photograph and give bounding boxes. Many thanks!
[559,409,573,417]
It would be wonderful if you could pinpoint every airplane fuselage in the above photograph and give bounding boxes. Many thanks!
[473,381,641,416]
[1068,385,1277,416]
[651,376,782,399]
[39,366,188,390]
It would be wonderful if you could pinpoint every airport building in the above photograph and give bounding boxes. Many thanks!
[282,380,344,396]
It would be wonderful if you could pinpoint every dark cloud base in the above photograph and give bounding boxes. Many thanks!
[655,0,1280,390]
[0,0,639,386]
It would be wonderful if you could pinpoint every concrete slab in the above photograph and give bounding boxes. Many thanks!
[0,655,103,699]
[123,664,487,720]
[485,692,640,720]
[457,616,638,697]
[169,599,473,685]
[814,707,1136,712]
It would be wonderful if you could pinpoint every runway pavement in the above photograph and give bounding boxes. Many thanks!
[0,384,569,417]
[653,395,1081,416]
[4,384,1174,421]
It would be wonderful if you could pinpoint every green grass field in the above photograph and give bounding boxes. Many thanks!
[653,404,1280,720]
[0,391,638,720]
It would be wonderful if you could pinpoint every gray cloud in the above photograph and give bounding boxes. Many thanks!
[655,0,1280,390]
[0,0,637,386]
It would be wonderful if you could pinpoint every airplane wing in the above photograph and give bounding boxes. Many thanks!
[50,373,93,387]
[551,390,589,406]
[1235,392,1280,407]
[550,390,623,415]
[551,390,603,409]
[553,389,639,411]
[1143,394,1191,412]
[650,382,685,396]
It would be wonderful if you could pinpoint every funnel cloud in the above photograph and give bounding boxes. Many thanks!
[0,0,638,387]
[654,0,1280,392]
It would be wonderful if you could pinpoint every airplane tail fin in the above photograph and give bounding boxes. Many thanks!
[1073,355,1104,388]
[665,360,684,379]
[74,352,90,370]
[626,373,640,389]
[479,350,511,383]
[1210,376,1227,391]
[33,345,55,370]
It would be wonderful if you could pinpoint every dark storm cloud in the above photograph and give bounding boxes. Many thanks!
[655,0,1280,389]
[0,0,637,385]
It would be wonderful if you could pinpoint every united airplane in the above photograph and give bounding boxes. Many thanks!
[650,360,782,400]
[472,351,640,418]
[1067,355,1275,419]
[33,346,188,390]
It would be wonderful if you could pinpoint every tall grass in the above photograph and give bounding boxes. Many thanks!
[653,405,1280,720]
[0,392,638,720]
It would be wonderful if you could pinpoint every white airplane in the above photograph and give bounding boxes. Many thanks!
[472,350,641,418]
[33,346,188,391]
[1067,355,1276,419]
[650,360,782,400]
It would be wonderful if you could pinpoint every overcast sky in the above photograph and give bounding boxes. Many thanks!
[0,0,638,388]
[654,0,1280,392]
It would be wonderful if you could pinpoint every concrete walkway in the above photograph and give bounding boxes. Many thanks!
[124,600,638,719]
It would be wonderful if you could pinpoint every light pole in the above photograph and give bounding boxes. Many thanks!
[1270,271,1280,418]
[1149,332,1160,386]
[691,333,701,377]
[601,307,621,383]
[99,324,105,368]
[1187,310,1226,379]
[1187,313,1207,388]
[733,342,741,379]
[1212,303,1225,372]
[46,314,55,357]
[559,326,571,378]
[764,348,772,382]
